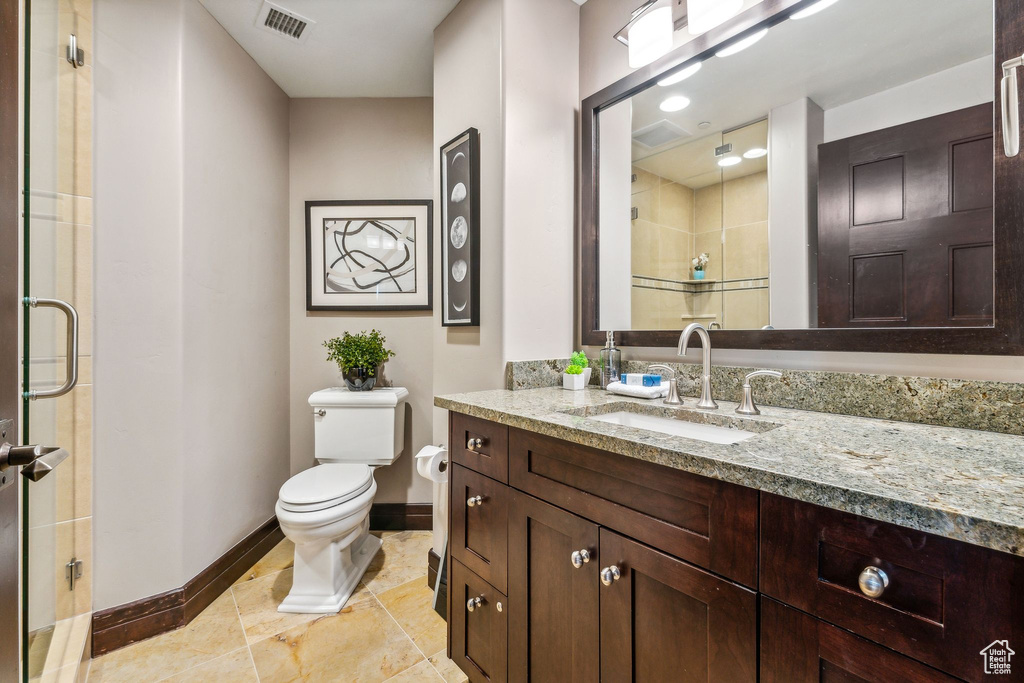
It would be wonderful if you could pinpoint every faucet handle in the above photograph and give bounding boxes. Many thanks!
[736,370,782,416]
[647,364,675,378]
[647,365,682,405]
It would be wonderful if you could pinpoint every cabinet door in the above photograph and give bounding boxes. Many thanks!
[599,529,757,683]
[508,491,599,683]
[451,464,509,593]
[451,559,507,683]
[761,598,960,682]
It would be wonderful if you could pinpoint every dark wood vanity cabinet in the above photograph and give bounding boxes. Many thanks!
[447,415,1024,682]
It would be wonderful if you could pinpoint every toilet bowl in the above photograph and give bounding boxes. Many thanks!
[276,387,408,614]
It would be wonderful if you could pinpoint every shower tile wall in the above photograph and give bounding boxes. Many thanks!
[721,171,769,329]
[26,0,94,667]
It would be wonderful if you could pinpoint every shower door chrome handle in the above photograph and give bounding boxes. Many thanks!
[24,298,79,400]
[1001,55,1024,157]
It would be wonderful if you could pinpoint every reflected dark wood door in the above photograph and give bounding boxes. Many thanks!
[0,0,21,677]
[817,103,993,328]
[508,491,599,683]
[761,598,960,682]
[598,529,757,683]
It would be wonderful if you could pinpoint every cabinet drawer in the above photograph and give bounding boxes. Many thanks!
[761,493,1024,682]
[451,559,507,683]
[452,464,509,593]
[509,427,758,587]
[451,413,509,483]
[761,597,959,682]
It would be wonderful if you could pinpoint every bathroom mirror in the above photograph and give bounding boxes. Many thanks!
[581,0,1024,354]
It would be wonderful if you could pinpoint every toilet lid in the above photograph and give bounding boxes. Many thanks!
[278,464,373,513]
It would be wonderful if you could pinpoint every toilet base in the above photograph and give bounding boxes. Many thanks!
[278,526,382,614]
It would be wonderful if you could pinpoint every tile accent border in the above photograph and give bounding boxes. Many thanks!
[91,518,283,657]
[505,359,1024,436]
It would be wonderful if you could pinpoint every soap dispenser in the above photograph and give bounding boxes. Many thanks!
[599,331,621,389]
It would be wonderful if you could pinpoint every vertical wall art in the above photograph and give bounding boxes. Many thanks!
[305,199,433,311]
[441,127,480,326]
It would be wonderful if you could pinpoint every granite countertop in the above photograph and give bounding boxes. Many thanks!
[435,387,1024,558]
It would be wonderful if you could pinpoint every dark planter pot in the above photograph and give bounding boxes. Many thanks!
[344,367,377,391]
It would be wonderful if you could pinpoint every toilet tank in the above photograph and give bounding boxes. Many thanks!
[309,387,409,466]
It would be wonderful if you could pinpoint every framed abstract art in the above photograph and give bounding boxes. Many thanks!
[305,199,432,311]
[440,127,480,326]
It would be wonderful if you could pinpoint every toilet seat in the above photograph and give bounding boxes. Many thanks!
[278,464,373,513]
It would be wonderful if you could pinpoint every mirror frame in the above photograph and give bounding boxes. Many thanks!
[579,0,1024,354]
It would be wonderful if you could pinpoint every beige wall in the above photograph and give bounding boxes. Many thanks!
[579,0,1024,381]
[94,0,290,609]
[288,98,434,508]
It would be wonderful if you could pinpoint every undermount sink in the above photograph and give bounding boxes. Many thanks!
[588,410,758,444]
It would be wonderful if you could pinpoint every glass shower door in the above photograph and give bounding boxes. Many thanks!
[22,0,92,679]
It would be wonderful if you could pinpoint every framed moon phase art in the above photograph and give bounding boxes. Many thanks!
[441,127,480,326]
[305,199,433,311]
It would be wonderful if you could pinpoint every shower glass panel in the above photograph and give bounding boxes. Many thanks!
[22,0,93,679]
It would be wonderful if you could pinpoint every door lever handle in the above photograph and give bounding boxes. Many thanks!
[0,443,70,482]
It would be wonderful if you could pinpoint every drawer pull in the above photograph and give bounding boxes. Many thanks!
[467,437,483,451]
[571,549,591,568]
[600,565,621,586]
[858,566,889,598]
[466,596,484,612]
[466,495,484,507]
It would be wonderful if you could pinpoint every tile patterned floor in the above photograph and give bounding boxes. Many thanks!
[86,531,467,683]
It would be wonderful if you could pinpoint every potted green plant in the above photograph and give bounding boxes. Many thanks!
[562,351,592,390]
[323,329,395,391]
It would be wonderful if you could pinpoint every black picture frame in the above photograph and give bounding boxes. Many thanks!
[441,128,481,326]
[305,199,433,312]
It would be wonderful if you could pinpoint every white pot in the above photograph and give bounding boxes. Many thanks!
[563,372,585,390]
[583,367,593,385]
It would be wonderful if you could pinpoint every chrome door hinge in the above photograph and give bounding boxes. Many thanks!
[66,557,83,591]
[1001,53,1024,157]
[66,34,85,68]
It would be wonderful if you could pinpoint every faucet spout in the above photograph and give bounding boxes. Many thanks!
[678,323,718,410]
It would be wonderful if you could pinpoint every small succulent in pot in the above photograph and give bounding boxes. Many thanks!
[324,329,395,391]
[562,351,592,391]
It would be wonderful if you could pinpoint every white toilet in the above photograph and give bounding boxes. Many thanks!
[275,386,409,614]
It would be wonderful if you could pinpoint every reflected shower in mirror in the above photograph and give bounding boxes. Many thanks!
[597,0,994,332]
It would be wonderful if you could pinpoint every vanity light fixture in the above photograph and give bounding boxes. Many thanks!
[658,61,702,86]
[659,95,691,112]
[743,147,768,159]
[791,0,840,20]
[686,0,742,35]
[628,5,674,68]
[715,28,768,57]
[718,156,742,167]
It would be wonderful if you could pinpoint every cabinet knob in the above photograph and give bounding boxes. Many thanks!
[466,596,484,612]
[600,565,622,586]
[858,566,889,598]
[466,495,484,507]
[467,437,483,452]
[571,549,591,568]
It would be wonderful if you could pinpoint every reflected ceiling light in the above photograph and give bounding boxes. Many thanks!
[718,156,742,167]
[791,0,841,20]
[628,6,674,68]
[658,61,702,86]
[687,0,742,35]
[715,28,768,57]
[743,147,768,159]
[659,95,691,112]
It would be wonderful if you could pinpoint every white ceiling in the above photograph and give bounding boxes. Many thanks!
[626,0,993,185]
[198,0,461,97]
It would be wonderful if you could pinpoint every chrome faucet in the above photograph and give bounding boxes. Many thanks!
[647,364,682,405]
[678,323,717,410]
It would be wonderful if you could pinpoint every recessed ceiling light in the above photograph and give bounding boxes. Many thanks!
[791,0,840,20]
[715,29,768,57]
[659,95,691,112]
[718,156,741,167]
[743,147,768,159]
[658,62,702,87]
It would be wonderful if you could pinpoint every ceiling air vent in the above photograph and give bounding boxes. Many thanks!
[255,1,315,42]
[632,120,691,149]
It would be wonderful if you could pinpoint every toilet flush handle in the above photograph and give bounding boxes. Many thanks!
[314,409,326,417]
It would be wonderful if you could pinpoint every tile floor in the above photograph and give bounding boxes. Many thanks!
[86,531,467,683]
